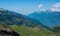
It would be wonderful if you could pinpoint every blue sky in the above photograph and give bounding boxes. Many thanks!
[0,0,60,15]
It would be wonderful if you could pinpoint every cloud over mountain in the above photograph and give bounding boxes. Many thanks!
[38,4,45,11]
[38,3,60,12]
[38,4,43,8]
[50,3,60,11]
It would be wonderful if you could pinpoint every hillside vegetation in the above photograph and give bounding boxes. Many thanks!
[10,25,56,36]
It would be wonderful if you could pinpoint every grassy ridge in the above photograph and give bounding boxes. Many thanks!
[10,25,56,36]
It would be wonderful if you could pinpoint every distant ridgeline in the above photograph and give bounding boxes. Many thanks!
[28,11,60,29]
[0,8,51,30]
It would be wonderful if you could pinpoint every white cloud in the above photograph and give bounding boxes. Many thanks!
[50,3,60,12]
[38,4,46,11]
[38,4,43,8]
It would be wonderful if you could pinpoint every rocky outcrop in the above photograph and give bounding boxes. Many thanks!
[0,25,20,36]
[0,30,20,36]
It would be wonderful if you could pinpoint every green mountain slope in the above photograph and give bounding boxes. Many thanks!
[10,25,56,36]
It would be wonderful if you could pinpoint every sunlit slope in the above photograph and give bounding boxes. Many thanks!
[10,25,56,36]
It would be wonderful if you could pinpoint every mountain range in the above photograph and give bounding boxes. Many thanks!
[0,8,57,36]
[1,8,59,30]
[0,8,50,30]
[28,11,60,29]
